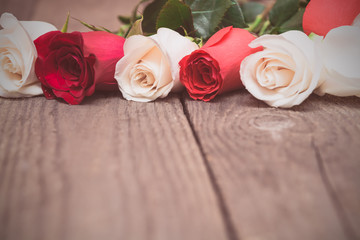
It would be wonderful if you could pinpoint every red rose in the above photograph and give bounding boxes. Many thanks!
[179,27,260,101]
[34,31,125,104]
[303,0,360,36]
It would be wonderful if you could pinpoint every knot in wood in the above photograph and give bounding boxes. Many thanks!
[249,113,295,131]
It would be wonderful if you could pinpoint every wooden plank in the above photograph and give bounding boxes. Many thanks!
[307,95,360,239]
[0,1,227,239]
[183,90,360,240]
[0,0,37,20]
[31,0,139,31]
[0,93,228,240]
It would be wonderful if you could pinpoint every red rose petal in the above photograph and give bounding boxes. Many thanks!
[303,0,360,36]
[179,27,259,101]
[34,30,125,104]
[41,84,56,99]
[82,31,125,91]
[52,88,83,105]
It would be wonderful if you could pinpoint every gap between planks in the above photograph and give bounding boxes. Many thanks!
[182,90,360,240]
[311,138,357,240]
[180,95,240,240]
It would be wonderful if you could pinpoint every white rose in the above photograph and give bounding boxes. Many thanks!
[240,31,321,108]
[115,28,199,102]
[314,14,360,97]
[0,12,57,98]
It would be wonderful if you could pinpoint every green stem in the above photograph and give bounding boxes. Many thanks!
[246,14,262,33]
[259,20,270,36]
[61,11,70,33]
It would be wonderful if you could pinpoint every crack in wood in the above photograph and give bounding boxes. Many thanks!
[311,137,357,240]
[180,94,240,240]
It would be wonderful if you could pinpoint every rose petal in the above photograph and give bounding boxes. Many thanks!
[303,0,360,36]
[0,13,44,97]
[241,31,321,108]
[151,28,199,91]
[20,20,57,41]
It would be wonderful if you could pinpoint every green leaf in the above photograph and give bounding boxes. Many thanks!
[156,0,194,35]
[61,11,70,33]
[142,0,167,34]
[118,0,147,28]
[241,2,265,23]
[220,0,247,28]
[131,0,151,23]
[184,0,232,39]
[269,0,299,27]
[126,16,144,38]
[299,0,309,8]
[118,15,131,24]
[278,8,305,33]
[116,24,131,37]
[73,17,112,33]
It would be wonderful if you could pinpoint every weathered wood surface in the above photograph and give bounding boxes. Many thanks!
[0,93,228,240]
[183,91,360,240]
[1,0,360,240]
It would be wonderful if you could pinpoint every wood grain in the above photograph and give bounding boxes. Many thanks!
[183,90,360,240]
[32,0,139,32]
[0,93,228,240]
[0,0,38,20]
[307,95,360,239]
[0,1,228,239]
[2,0,360,240]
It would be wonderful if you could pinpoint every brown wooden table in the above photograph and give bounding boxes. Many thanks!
[1,0,360,239]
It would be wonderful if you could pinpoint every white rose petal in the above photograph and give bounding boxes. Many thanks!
[115,28,199,102]
[315,16,360,97]
[0,12,57,98]
[352,14,360,27]
[240,31,321,108]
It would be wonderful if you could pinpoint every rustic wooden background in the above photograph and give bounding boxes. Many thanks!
[1,0,360,239]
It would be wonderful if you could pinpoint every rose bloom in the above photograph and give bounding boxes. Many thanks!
[115,28,198,102]
[303,0,360,36]
[179,26,259,101]
[35,31,125,104]
[315,15,360,97]
[240,31,321,108]
[0,12,56,97]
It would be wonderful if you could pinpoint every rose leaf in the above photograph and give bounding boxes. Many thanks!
[142,0,168,34]
[156,0,194,36]
[220,0,248,28]
[126,16,144,38]
[241,1,265,24]
[278,8,305,33]
[269,0,299,27]
[184,0,232,39]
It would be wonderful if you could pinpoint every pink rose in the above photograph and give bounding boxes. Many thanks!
[303,0,360,36]
[179,27,260,101]
[35,31,125,104]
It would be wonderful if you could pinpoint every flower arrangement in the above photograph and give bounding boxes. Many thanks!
[0,0,359,107]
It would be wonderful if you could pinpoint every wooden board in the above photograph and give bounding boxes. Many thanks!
[32,0,139,32]
[183,90,360,240]
[0,93,228,240]
[0,1,228,239]
[0,0,37,20]
[1,0,360,239]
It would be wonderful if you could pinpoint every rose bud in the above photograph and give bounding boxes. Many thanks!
[179,26,260,101]
[115,28,198,102]
[34,30,125,104]
[303,0,360,36]
[314,15,360,97]
[0,13,56,97]
[240,31,321,108]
